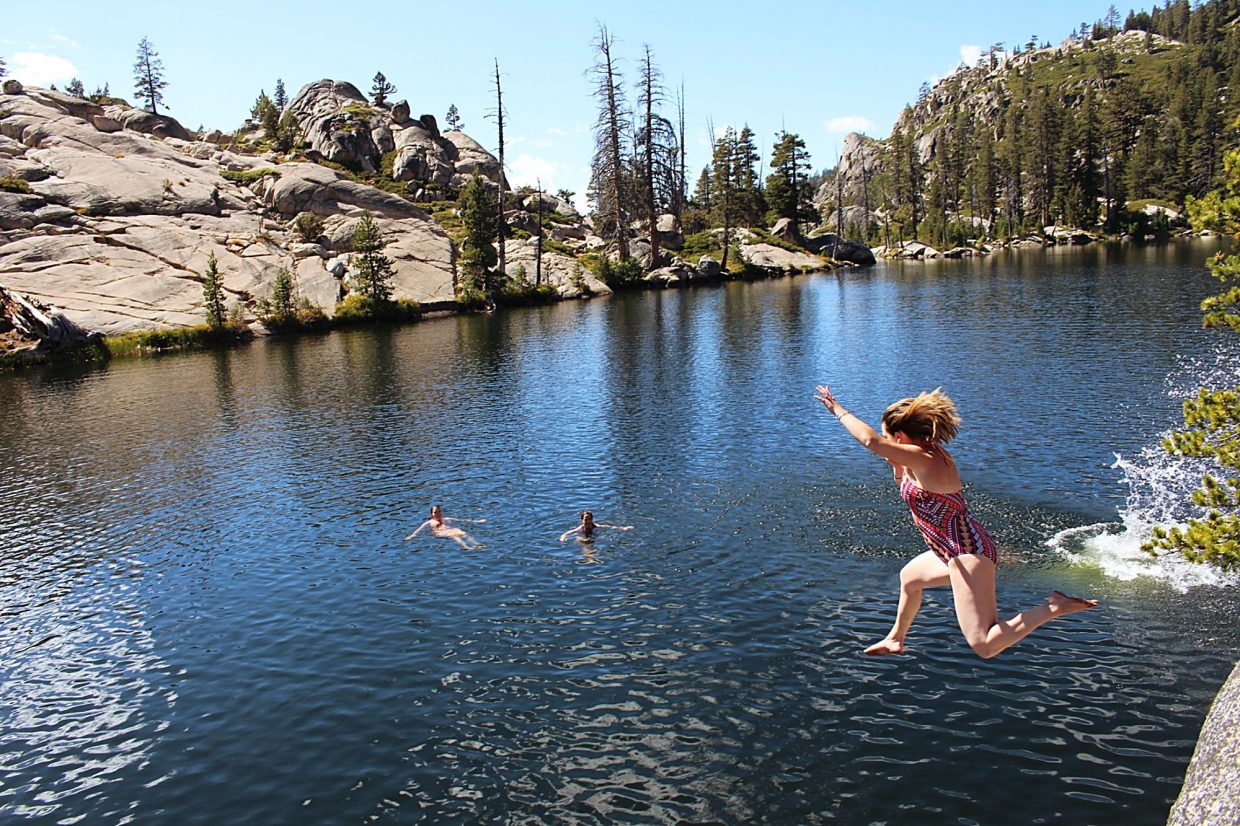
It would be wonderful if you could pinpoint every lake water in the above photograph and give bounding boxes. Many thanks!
[2,241,1238,824]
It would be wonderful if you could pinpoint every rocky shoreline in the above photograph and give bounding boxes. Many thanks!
[0,78,861,368]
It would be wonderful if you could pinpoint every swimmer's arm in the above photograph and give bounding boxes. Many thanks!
[405,520,433,540]
[559,526,581,542]
[595,524,633,531]
[445,517,487,524]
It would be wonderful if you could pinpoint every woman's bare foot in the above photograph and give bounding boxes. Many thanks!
[1047,590,1099,617]
[865,637,905,656]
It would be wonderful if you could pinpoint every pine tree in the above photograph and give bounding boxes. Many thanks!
[350,212,394,303]
[252,90,279,136]
[274,110,300,154]
[202,252,226,330]
[65,78,85,98]
[458,172,498,300]
[371,72,396,106]
[273,78,287,111]
[765,131,815,232]
[269,267,295,323]
[693,167,713,211]
[133,36,168,115]
[445,103,463,131]
[733,126,764,226]
[0,55,6,79]
[1144,137,1240,568]
[710,127,745,268]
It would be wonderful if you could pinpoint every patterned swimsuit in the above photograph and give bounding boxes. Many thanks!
[900,475,998,566]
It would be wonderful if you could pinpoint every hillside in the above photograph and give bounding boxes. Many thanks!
[818,0,1240,249]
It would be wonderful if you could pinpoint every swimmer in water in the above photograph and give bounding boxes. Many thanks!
[559,511,633,543]
[405,505,485,549]
[815,384,1098,659]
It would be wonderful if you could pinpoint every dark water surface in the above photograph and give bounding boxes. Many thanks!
[2,241,1238,824]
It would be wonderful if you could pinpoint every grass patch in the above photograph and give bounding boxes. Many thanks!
[104,324,252,358]
[221,168,279,185]
[334,294,421,324]
[341,102,381,119]
[0,176,32,193]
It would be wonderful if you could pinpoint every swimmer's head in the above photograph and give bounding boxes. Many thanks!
[582,510,594,524]
[431,505,443,519]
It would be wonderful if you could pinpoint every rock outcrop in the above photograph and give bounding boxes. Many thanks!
[0,81,522,335]
[1167,661,1240,826]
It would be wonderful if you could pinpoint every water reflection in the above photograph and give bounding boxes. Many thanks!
[0,241,1237,824]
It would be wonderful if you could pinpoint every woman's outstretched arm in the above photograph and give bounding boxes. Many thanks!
[559,526,581,542]
[814,384,937,474]
[595,524,634,531]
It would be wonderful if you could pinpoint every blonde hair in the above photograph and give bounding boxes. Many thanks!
[882,387,961,444]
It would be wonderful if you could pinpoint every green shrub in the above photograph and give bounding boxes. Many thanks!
[291,213,325,243]
[221,168,280,185]
[497,280,559,306]
[585,254,643,288]
[0,176,32,193]
[454,285,488,310]
[334,294,421,324]
[341,102,381,119]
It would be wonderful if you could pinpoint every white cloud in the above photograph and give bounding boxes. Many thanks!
[825,115,875,134]
[546,127,567,137]
[508,153,564,190]
[49,31,79,49]
[9,52,79,86]
[959,44,982,67]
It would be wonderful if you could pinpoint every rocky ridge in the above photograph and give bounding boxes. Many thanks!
[0,80,611,342]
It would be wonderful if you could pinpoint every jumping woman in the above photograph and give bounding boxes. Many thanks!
[814,385,1097,659]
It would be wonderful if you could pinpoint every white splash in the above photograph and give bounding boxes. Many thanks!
[1047,343,1240,592]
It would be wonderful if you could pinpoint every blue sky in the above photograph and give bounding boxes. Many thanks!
[5,1,1125,204]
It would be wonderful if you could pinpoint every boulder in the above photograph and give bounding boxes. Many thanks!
[740,242,827,273]
[2,79,24,95]
[390,100,411,124]
[697,256,722,278]
[91,115,123,133]
[441,130,507,187]
[804,233,877,266]
[1167,661,1240,826]
[102,105,194,141]
[259,162,429,220]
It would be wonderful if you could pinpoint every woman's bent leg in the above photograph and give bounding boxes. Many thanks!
[948,555,1098,659]
[866,551,950,655]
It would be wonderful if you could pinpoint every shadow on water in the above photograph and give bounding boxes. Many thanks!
[0,240,1237,824]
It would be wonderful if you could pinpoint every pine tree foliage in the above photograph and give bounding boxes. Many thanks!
[458,172,499,299]
[252,91,279,136]
[371,72,396,106]
[133,37,168,115]
[445,103,463,131]
[65,78,85,98]
[0,56,6,79]
[201,252,226,330]
[349,212,395,303]
[765,131,815,231]
[273,79,287,111]
[844,0,1240,245]
[1144,135,1240,568]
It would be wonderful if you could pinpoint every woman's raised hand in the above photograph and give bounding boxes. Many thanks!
[814,384,840,414]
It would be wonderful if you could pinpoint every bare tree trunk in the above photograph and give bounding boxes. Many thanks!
[598,32,629,261]
[861,161,870,243]
[492,59,506,307]
[676,83,686,221]
[642,47,659,269]
[535,179,544,287]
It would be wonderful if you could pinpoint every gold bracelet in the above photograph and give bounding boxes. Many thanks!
[836,410,849,420]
